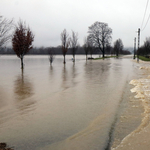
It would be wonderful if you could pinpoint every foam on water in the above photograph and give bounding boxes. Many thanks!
[112,65,150,150]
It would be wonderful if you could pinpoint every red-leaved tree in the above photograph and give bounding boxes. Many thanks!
[12,20,34,69]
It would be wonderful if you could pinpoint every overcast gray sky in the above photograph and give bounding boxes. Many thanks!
[0,0,150,48]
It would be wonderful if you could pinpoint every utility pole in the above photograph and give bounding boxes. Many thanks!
[137,28,140,62]
[133,37,136,59]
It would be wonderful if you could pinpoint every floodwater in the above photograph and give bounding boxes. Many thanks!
[0,55,144,150]
[113,60,150,150]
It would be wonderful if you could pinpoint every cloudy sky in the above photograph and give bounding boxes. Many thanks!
[0,0,150,48]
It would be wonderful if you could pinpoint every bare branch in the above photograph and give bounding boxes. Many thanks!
[88,21,112,58]
[70,30,78,62]
[113,38,124,57]
[60,29,70,64]
[0,16,14,47]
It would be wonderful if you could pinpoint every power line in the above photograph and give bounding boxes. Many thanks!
[141,14,150,31]
[136,0,149,60]
[141,0,149,30]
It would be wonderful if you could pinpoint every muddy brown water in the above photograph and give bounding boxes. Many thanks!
[0,55,143,150]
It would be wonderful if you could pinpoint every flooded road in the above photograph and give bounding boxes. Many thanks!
[0,55,142,150]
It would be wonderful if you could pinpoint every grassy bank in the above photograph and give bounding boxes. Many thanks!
[94,56,116,60]
[138,56,150,61]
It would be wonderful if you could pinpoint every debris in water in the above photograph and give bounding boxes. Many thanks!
[0,143,14,150]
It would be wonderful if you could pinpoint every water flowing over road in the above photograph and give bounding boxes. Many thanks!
[0,55,143,150]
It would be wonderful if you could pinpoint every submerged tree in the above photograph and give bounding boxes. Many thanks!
[49,48,55,65]
[87,35,94,58]
[88,21,112,58]
[83,36,94,60]
[61,29,70,64]
[12,20,34,69]
[113,39,124,57]
[70,30,78,63]
[0,16,13,48]
[83,37,89,60]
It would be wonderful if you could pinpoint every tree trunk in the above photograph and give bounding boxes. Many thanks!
[102,51,105,58]
[63,55,66,64]
[116,50,119,57]
[73,55,75,63]
[102,44,105,58]
[21,56,24,69]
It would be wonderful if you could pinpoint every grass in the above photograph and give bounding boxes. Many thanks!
[94,56,116,60]
[94,55,150,61]
[138,56,150,61]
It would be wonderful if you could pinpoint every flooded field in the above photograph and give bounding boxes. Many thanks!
[0,55,145,150]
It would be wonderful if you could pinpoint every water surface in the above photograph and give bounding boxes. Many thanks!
[0,55,142,150]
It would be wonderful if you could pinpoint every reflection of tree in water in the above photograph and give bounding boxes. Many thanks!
[0,87,12,126]
[61,65,68,90]
[14,70,33,99]
[84,61,110,83]
[72,64,76,78]
[71,64,78,86]
[49,65,54,78]
[61,64,78,91]
[0,87,7,109]
[14,69,35,114]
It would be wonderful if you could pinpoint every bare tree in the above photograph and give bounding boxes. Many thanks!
[49,48,55,65]
[83,37,89,60]
[12,20,34,69]
[87,35,94,59]
[83,36,94,60]
[61,29,70,64]
[88,21,112,58]
[0,16,13,48]
[70,30,78,63]
[113,38,124,57]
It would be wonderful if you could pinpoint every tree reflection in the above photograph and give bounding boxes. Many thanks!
[61,65,69,90]
[84,61,110,84]
[71,64,77,86]
[49,65,53,77]
[14,69,35,113]
[61,64,78,91]
[0,87,11,126]
[0,87,7,109]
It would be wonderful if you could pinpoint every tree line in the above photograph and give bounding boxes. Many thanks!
[0,45,131,56]
[137,37,150,57]
[0,16,131,68]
